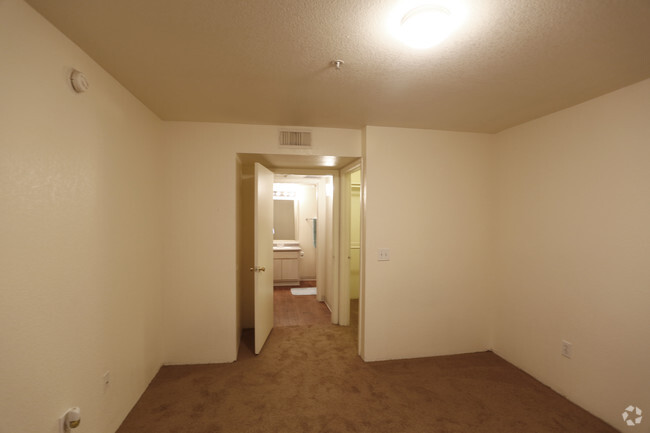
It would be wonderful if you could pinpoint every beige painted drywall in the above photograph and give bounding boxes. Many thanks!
[162,122,361,363]
[316,176,336,314]
[493,78,650,429]
[297,184,318,279]
[237,161,255,331]
[362,126,496,361]
[0,1,164,433]
[350,170,361,300]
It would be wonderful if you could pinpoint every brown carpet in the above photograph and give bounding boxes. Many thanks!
[116,324,617,433]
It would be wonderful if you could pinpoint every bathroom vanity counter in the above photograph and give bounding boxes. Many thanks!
[272,242,301,285]
[273,246,301,252]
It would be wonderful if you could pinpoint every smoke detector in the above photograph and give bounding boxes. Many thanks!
[70,69,89,93]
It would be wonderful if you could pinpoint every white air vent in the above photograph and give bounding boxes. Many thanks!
[279,131,312,147]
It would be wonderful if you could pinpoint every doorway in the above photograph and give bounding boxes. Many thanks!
[272,173,333,327]
[347,168,361,328]
[338,162,362,329]
[236,153,362,356]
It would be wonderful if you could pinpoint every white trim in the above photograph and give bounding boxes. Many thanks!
[338,159,363,327]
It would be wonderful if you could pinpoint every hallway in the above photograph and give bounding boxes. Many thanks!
[273,282,331,327]
[273,281,359,328]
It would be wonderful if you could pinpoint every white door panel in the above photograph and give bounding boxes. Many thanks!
[254,163,274,354]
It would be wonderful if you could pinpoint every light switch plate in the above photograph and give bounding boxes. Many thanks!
[378,248,390,261]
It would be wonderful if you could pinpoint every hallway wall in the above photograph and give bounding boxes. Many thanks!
[349,170,361,300]
[362,127,495,361]
[296,184,318,280]
[162,122,361,364]
[0,2,164,433]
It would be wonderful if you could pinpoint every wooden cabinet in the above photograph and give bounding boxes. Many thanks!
[273,250,300,286]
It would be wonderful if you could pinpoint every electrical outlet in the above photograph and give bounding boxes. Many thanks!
[561,340,572,358]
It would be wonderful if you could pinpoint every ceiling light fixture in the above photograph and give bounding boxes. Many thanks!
[388,0,466,49]
[273,183,299,200]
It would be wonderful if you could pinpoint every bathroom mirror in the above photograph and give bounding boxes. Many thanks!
[273,200,297,240]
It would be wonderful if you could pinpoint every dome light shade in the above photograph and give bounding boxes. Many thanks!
[388,0,466,49]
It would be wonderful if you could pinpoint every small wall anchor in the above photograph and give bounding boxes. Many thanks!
[331,59,344,70]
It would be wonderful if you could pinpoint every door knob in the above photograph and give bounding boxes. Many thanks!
[249,266,266,272]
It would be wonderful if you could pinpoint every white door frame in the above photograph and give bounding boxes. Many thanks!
[338,161,362,326]
[238,155,364,348]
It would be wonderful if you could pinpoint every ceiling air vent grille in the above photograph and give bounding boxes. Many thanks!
[279,131,312,147]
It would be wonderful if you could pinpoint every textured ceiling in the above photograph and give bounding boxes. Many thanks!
[26,0,650,133]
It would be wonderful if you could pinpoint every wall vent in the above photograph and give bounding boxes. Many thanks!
[279,130,312,147]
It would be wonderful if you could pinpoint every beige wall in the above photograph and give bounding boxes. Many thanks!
[362,127,495,361]
[162,122,361,363]
[296,184,318,279]
[323,177,336,311]
[350,170,361,299]
[0,2,164,433]
[493,79,650,428]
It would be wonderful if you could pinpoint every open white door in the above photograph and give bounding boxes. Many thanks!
[253,163,274,354]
